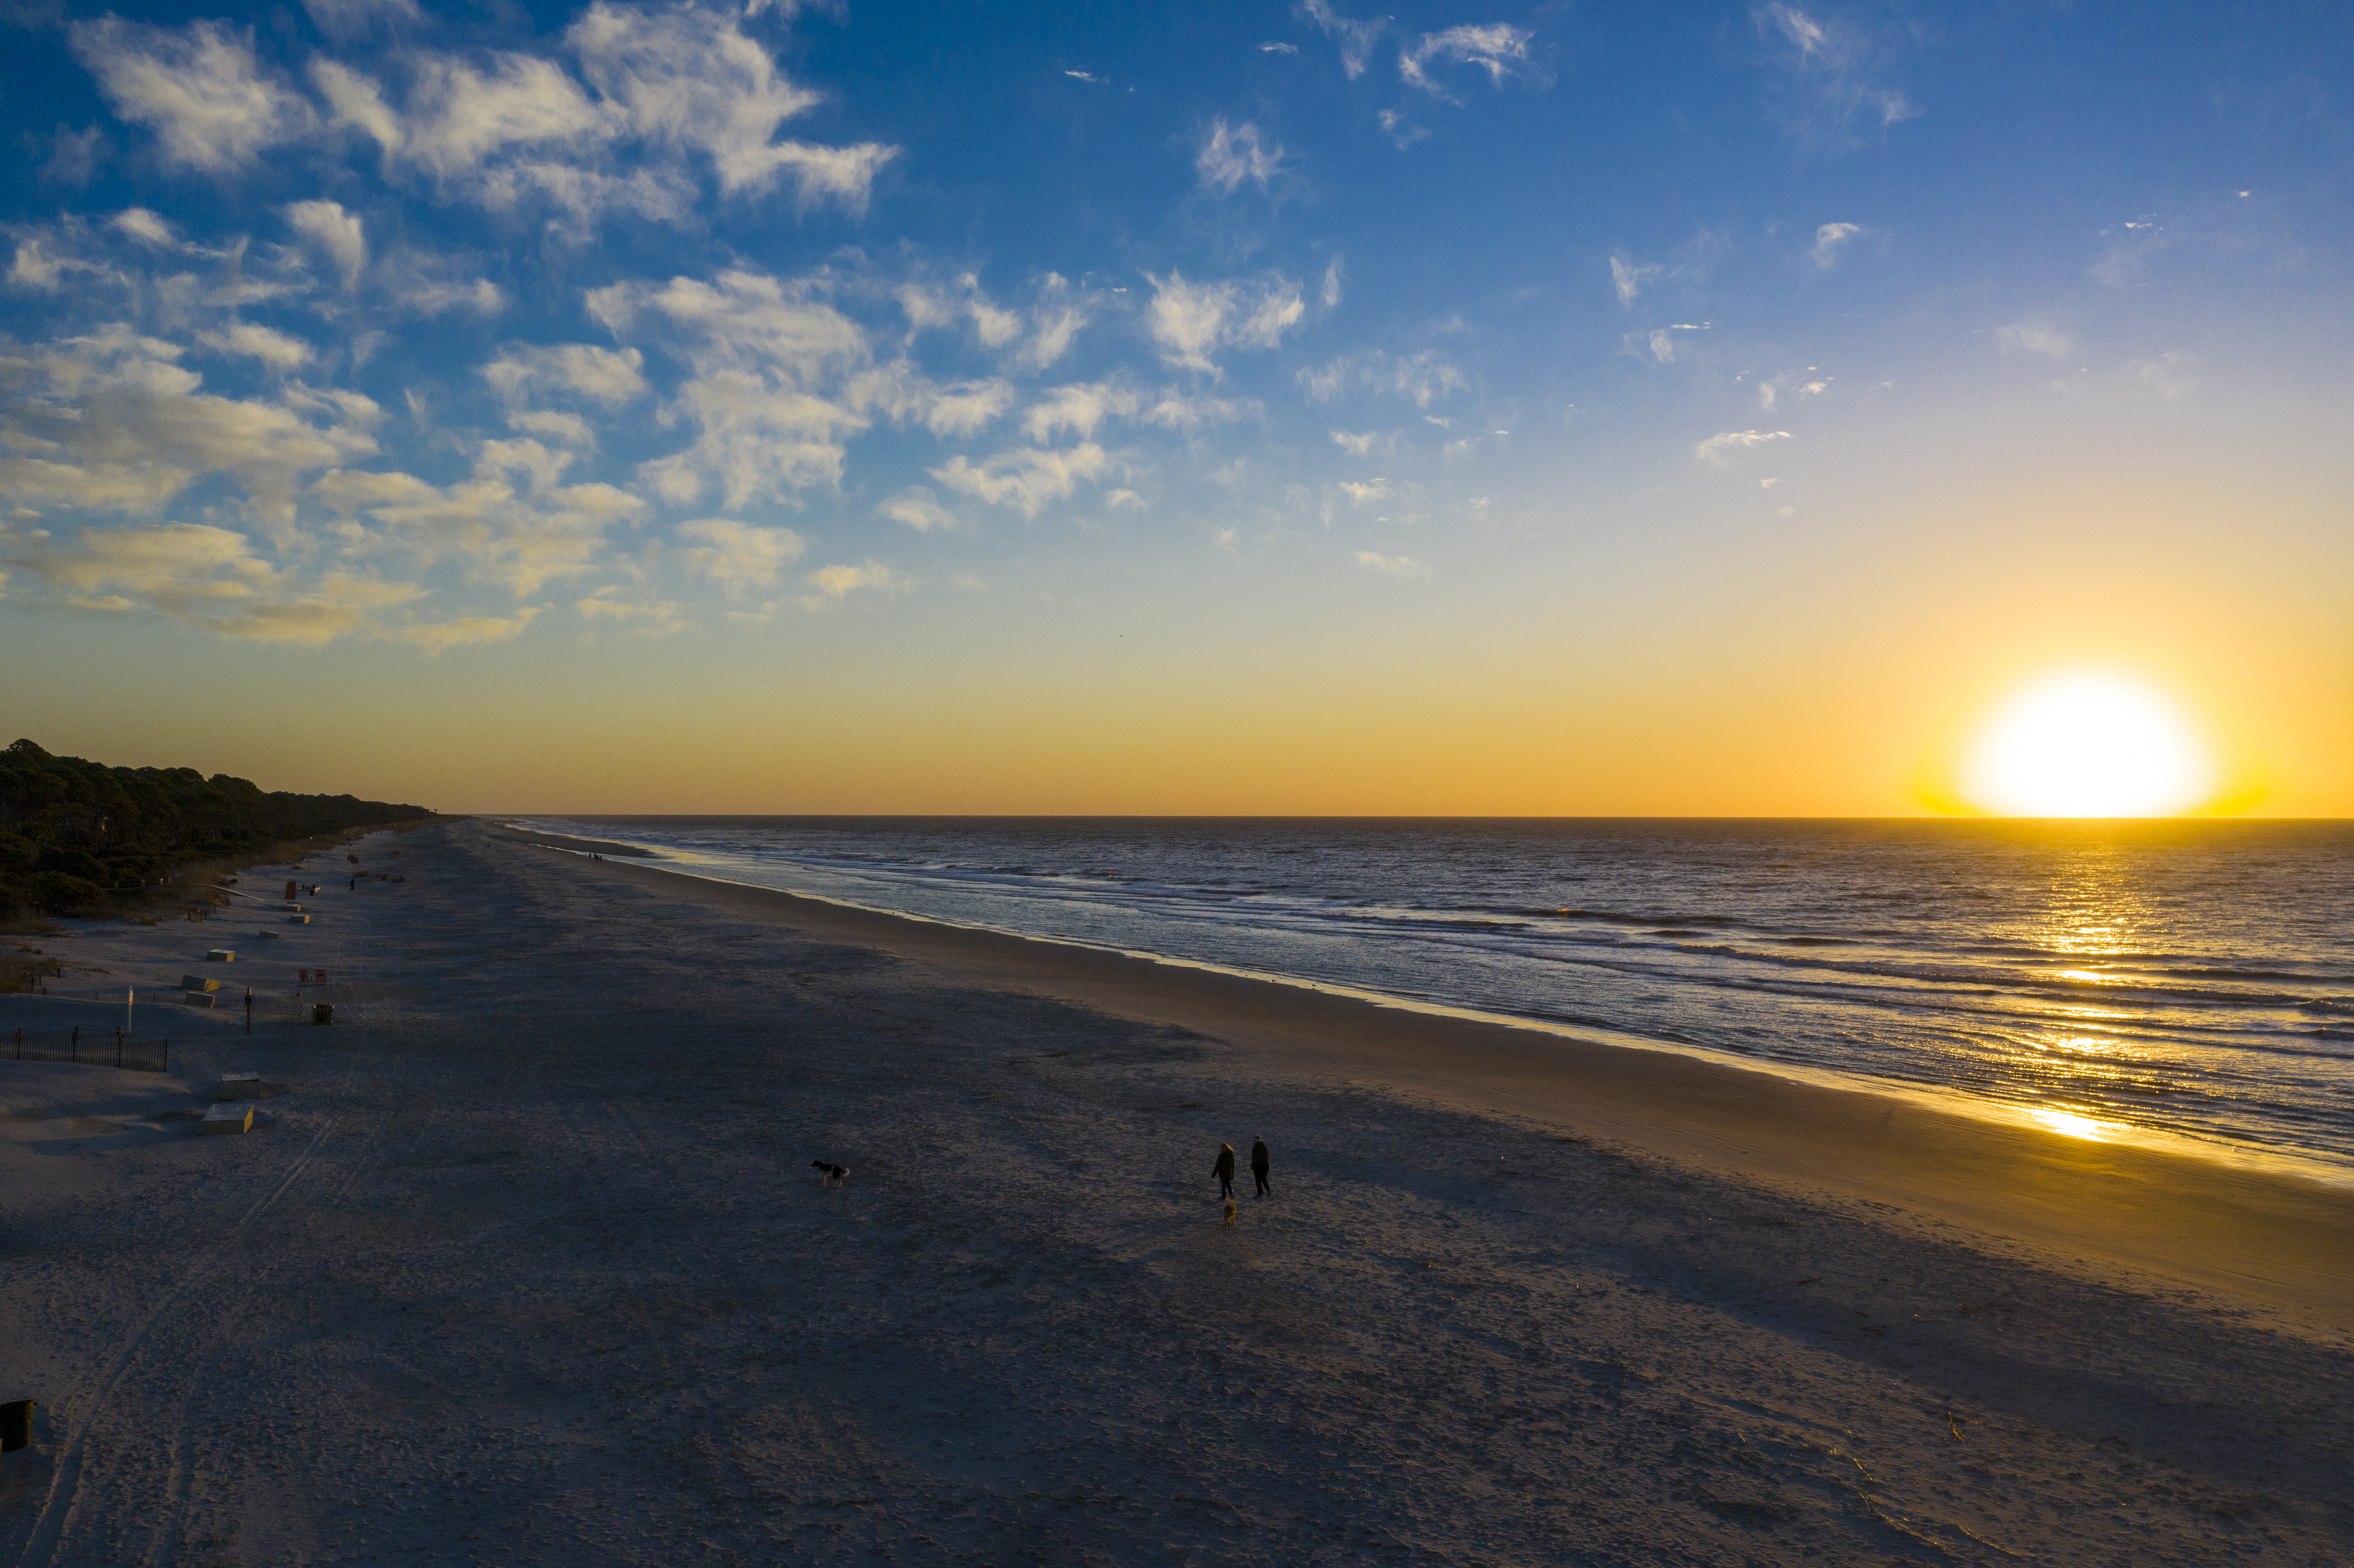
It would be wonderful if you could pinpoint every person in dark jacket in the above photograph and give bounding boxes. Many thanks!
[1249,1136,1271,1197]
[1213,1142,1237,1200]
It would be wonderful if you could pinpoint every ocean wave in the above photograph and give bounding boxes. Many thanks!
[551,814,2354,1172]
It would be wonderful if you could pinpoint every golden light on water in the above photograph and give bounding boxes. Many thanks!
[2028,1107,2117,1141]
[1962,673,2215,817]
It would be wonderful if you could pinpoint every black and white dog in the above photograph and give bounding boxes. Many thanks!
[810,1160,850,1185]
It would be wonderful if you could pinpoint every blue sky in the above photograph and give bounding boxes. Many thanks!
[2,0,2349,810]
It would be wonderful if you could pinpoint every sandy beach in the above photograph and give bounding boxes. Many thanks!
[3,818,2350,1566]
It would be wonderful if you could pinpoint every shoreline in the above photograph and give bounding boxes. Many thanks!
[517,826,2354,1339]
[510,823,2354,1194]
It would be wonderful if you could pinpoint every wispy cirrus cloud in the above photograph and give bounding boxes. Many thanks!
[1996,321,2074,358]
[69,19,313,173]
[1753,3,1922,148]
[1352,549,1427,579]
[805,559,906,601]
[1298,350,1464,407]
[930,443,1112,517]
[1399,24,1543,100]
[1695,429,1792,466]
[1808,221,1864,268]
[676,517,804,589]
[1143,271,1305,375]
[1297,0,1384,79]
[876,486,961,532]
[1196,119,1287,195]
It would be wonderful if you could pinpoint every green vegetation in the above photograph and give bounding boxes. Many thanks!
[0,738,431,916]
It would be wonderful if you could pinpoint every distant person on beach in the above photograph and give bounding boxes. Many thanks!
[1250,1137,1271,1197]
[1213,1142,1236,1201]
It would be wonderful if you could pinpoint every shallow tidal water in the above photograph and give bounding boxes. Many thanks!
[527,816,2354,1181]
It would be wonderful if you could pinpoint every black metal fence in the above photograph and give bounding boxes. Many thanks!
[5,1029,170,1072]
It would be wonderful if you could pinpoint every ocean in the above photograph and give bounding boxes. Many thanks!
[522,816,2354,1183]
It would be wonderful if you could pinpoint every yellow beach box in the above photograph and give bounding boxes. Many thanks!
[201,1103,254,1136]
[180,974,220,992]
[216,1073,262,1101]
[207,949,235,962]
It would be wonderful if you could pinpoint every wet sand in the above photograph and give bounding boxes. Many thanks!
[2,818,2348,1566]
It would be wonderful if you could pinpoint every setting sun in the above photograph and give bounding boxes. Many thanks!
[1963,674,2216,817]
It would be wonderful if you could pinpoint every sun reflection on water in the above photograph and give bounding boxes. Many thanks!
[2029,1107,2118,1141]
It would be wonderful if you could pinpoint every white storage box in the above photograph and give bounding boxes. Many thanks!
[201,1103,254,1135]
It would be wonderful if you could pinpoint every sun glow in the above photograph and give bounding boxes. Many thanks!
[1962,673,2215,817]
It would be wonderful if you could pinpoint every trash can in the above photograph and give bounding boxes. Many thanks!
[311,1003,333,1026]
[0,1400,31,1453]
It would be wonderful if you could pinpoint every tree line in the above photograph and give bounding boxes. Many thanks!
[1,738,432,915]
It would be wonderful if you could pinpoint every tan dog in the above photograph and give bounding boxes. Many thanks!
[1223,1200,1237,1227]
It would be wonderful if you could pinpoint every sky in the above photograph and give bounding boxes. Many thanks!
[0,0,2348,814]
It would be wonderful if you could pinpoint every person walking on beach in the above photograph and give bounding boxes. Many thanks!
[1250,1136,1271,1197]
[1213,1142,1237,1201]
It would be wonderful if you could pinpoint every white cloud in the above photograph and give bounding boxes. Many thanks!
[1695,429,1792,466]
[1297,350,1464,407]
[0,328,377,525]
[805,559,906,600]
[1196,118,1286,194]
[1808,221,1863,269]
[1144,271,1305,374]
[594,268,870,507]
[2129,351,2198,400]
[1353,550,1427,579]
[508,410,595,446]
[1377,109,1429,149]
[311,59,405,153]
[482,343,650,405]
[1997,321,2074,358]
[284,200,367,289]
[1141,392,1258,430]
[399,52,606,180]
[1018,274,1091,370]
[877,486,960,532]
[576,585,685,634]
[1756,372,1829,411]
[302,0,425,40]
[1610,255,1661,308]
[919,378,1016,436]
[676,517,806,589]
[1338,478,1389,505]
[1260,41,1299,55]
[1023,381,1141,442]
[1754,3,1920,146]
[8,240,111,293]
[112,208,178,248]
[930,443,1111,517]
[643,370,867,507]
[1320,256,1345,309]
[1329,429,1387,456]
[315,453,645,594]
[1633,322,1710,364]
[199,323,314,370]
[1400,23,1539,98]
[0,519,423,644]
[1298,0,1383,79]
[401,609,540,653]
[69,19,312,173]
[570,2,898,211]
[313,7,896,223]
[1105,488,1145,511]
[379,249,507,316]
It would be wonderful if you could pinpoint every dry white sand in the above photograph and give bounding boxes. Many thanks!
[2,818,2349,1566]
